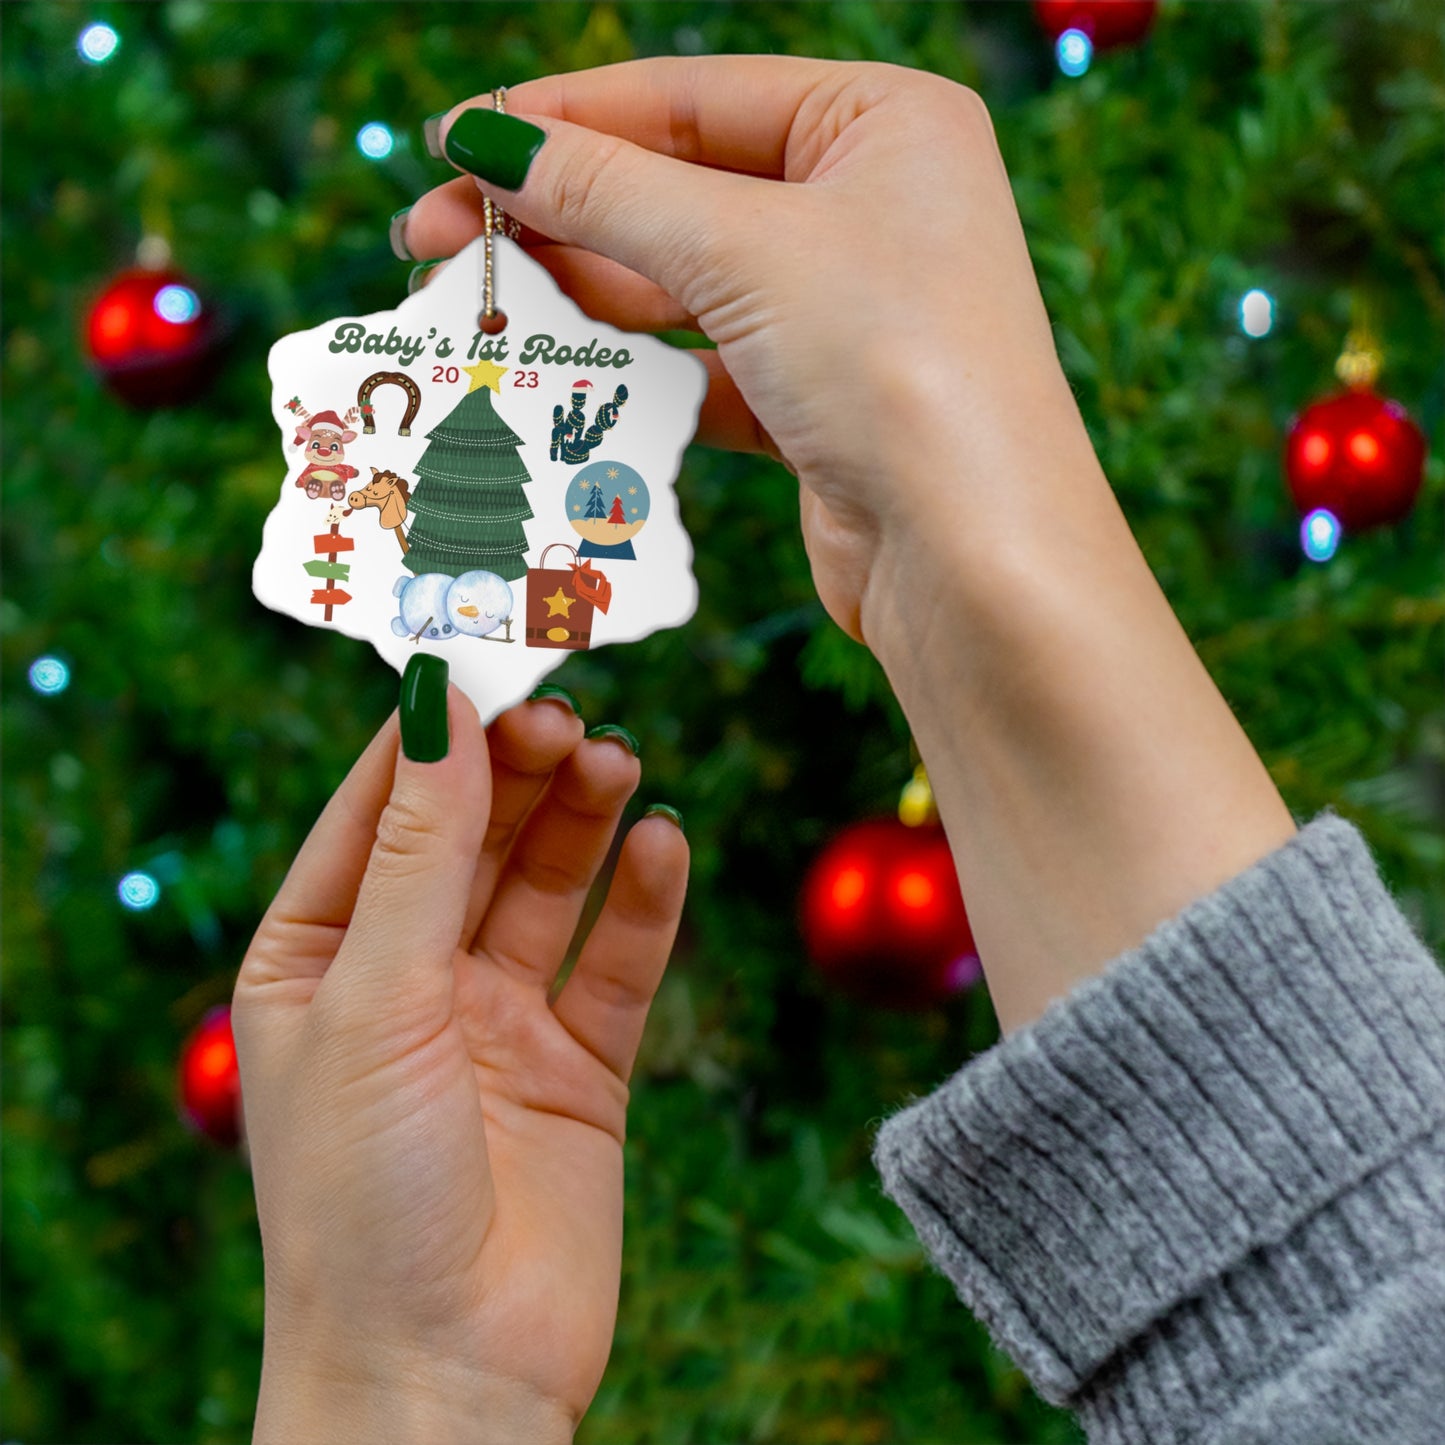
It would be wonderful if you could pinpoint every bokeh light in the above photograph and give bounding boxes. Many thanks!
[1240,288,1274,337]
[1057,28,1093,77]
[118,871,161,910]
[356,122,395,159]
[78,22,119,64]
[1301,508,1342,563]
[28,656,71,695]
[153,284,201,324]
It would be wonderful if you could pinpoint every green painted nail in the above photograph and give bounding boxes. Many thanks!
[422,112,446,160]
[388,206,413,262]
[407,259,445,295]
[644,804,684,834]
[528,683,581,716]
[443,107,546,191]
[400,654,449,762]
[585,723,639,757]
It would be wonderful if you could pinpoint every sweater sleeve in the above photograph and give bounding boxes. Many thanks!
[871,811,1445,1444]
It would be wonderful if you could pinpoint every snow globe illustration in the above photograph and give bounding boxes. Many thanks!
[567,460,649,561]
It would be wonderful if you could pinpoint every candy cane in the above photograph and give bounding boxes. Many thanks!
[357,371,423,436]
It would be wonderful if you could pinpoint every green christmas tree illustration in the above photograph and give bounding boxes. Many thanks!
[403,374,532,581]
[583,481,608,520]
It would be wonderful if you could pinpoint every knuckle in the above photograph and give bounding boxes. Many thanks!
[550,133,628,235]
[369,790,449,876]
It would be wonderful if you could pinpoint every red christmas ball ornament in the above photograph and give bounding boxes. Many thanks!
[178,1005,242,1148]
[1033,0,1158,50]
[1284,388,1426,533]
[85,266,219,407]
[800,818,980,1010]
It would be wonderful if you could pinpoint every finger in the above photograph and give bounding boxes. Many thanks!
[505,56,851,178]
[438,104,766,314]
[550,813,689,1082]
[325,683,491,1030]
[400,174,552,258]
[460,693,587,948]
[238,712,402,987]
[472,734,641,991]
[694,350,785,461]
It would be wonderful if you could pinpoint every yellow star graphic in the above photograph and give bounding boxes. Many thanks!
[627,485,638,495]
[572,504,581,512]
[543,587,575,618]
[462,356,508,393]
[606,467,620,479]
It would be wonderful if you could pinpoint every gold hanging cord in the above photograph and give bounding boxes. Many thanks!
[481,87,522,326]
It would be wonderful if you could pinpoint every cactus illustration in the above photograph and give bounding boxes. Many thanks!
[549,379,629,465]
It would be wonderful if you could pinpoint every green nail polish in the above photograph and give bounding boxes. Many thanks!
[422,112,446,160]
[644,804,684,834]
[407,259,445,295]
[528,684,582,716]
[443,107,546,191]
[585,723,639,757]
[388,206,413,262]
[400,654,449,762]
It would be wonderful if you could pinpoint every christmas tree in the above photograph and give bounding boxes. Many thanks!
[583,481,608,521]
[403,370,532,581]
[606,493,625,526]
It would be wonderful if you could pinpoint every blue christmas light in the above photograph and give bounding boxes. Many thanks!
[78,22,120,64]
[1240,288,1274,338]
[1301,508,1341,563]
[118,871,161,910]
[356,122,395,160]
[1057,28,1093,77]
[28,656,71,695]
[154,284,201,324]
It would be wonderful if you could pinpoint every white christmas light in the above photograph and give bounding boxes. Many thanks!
[1057,28,1093,77]
[29,656,71,694]
[1301,508,1341,563]
[78,22,120,64]
[154,284,201,324]
[357,122,395,160]
[118,871,161,910]
[1240,289,1274,338]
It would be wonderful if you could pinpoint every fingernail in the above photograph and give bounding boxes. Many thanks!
[644,804,684,834]
[585,723,639,757]
[423,112,446,160]
[528,683,582,716]
[388,206,413,261]
[400,655,449,762]
[408,259,445,295]
[443,107,546,191]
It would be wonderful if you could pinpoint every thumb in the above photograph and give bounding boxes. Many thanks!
[326,657,489,1030]
[440,105,764,317]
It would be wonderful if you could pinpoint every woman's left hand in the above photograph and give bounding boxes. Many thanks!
[233,686,687,1443]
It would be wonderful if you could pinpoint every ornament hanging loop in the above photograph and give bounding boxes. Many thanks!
[1335,296,1382,391]
[479,87,521,334]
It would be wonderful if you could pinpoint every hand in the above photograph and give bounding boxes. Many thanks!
[233,689,687,1441]
[402,57,1088,642]
[404,59,1295,1035]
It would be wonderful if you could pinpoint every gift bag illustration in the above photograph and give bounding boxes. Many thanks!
[525,543,612,650]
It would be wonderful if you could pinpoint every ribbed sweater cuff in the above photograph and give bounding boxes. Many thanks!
[871,812,1445,1414]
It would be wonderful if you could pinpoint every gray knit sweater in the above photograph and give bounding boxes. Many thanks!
[872,812,1445,1444]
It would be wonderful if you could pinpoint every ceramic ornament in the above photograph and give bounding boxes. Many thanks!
[255,234,707,722]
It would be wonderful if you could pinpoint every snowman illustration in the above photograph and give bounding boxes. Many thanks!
[391,570,515,643]
[568,460,649,561]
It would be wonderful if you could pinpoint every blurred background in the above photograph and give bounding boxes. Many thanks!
[2,2,1440,1442]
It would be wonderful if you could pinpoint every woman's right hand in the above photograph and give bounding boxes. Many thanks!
[402,57,1097,643]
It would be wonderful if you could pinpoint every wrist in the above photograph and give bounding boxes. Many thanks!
[254,1341,575,1445]
[857,427,1293,1034]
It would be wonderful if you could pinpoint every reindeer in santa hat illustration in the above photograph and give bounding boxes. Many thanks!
[286,397,362,501]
